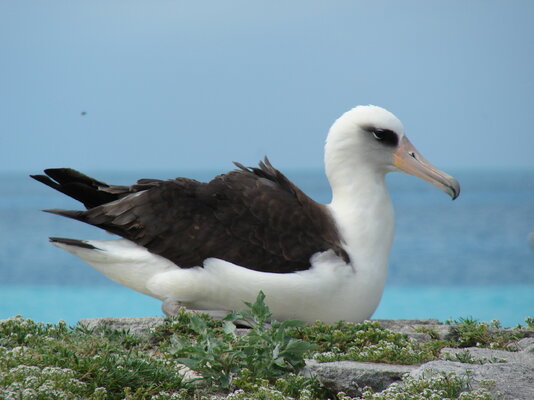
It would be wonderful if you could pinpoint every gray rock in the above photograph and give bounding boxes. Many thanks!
[77,317,165,336]
[440,346,534,365]
[410,360,534,400]
[372,319,442,328]
[373,319,534,343]
[402,332,433,343]
[372,318,450,340]
[303,359,416,397]
[489,328,534,339]
[517,337,534,353]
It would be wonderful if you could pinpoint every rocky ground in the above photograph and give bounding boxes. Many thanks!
[79,317,534,399]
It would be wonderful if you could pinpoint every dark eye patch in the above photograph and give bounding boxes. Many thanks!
[370,128,399,147]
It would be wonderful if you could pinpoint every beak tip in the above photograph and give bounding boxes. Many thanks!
[448,179,461,200]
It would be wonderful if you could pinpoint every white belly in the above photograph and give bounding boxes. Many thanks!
[52,238,388,323]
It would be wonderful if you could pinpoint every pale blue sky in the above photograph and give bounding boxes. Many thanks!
[1,1,533,173]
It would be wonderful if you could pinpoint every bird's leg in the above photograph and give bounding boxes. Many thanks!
[161,298,229,321]
[161,298,271,328]
[161,298,184,317]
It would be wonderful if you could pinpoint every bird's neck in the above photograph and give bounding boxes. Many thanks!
[326,161,395,286]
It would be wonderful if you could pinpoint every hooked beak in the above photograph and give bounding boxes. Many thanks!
[393,136,460,200]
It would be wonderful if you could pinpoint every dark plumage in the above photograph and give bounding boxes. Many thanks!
[31,158,349,273]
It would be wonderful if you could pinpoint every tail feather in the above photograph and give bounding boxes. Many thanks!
[43,208,86,221]
[49,237,175,298]
[43,208,113,230]
[30,168,118,209]
[49,237,99,250]
[44,168,108,187]
[30,174,62,191]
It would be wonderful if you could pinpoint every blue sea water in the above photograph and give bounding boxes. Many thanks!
[1,169,533,327]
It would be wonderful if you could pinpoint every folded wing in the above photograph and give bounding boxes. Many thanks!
[32,159,349,273]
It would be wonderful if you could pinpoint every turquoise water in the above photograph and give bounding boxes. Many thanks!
[1,169,533,326]
[375,285,533,327]
[1,284,532,327]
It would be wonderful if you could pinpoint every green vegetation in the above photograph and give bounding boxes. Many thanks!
[1,293,531,399]
[338,372,497,400]
[445,317,524,349]
[0,318,188,399]
[292,320,442,365]
[160,292,315,389]
[195,372,497,400]
[523,316,534,329]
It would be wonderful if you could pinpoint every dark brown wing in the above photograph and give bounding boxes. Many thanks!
[33,159,349,273]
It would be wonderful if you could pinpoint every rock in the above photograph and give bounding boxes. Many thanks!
[372,318,450,341]
[440,346,534,365]
[372,318,441,328]
[78,317,165,336]
[516,337,534,352]
[411,359,534,400]
[303,359,416,397]
[489,328,534,339]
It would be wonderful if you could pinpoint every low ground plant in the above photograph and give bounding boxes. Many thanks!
[0,317,189,399]
[163,292,315,389]
[2,293,530,399]
[292,320,442,365]
[445,317,524,349]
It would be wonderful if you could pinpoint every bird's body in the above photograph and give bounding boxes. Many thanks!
[32,105,459,323]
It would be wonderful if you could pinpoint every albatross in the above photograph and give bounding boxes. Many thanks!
[31,105,460,323]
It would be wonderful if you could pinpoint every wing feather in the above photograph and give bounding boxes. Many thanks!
[35,159,349,273]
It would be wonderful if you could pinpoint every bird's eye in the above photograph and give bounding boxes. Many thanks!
[371,129,398,147]
[373,131,385,141]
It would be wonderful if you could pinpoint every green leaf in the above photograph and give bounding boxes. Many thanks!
[175,357,199,370]
[272,343,280,359]
[249,291,271,324]
[278,319,307,329]
[222,320,237,335]
[283,339,316,355]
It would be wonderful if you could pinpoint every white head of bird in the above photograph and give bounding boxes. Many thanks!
[325,105,459,200]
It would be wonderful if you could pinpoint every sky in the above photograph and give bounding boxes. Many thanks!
[1,1,533,174]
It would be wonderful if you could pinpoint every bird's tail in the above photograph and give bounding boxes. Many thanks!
[50,237,176,298]
[30,168,119,209]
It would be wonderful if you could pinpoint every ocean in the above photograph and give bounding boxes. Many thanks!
[1,169,533,327]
